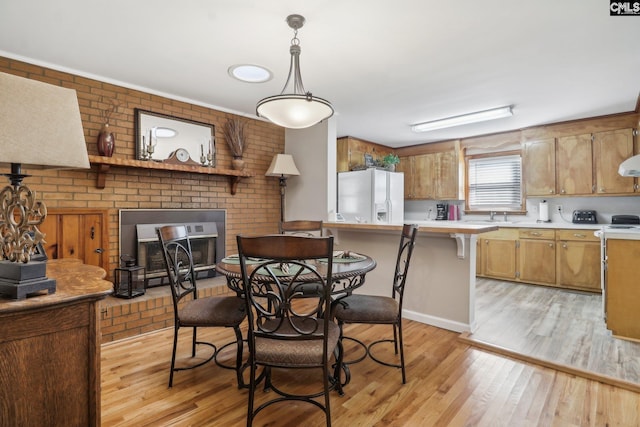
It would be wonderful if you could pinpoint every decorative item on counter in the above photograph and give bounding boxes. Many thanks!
[448,204,460,220]
[96,97,119,157]
[538,200,550,222]
[382,154,400,171]
[223,118,247,170]
[200,137,215,167]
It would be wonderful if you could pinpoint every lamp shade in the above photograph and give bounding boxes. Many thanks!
[0,72,90,170]
[257,94,334,129]
[265,154,300,177]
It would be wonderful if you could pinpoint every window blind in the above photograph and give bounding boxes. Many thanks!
[468,154,522,210]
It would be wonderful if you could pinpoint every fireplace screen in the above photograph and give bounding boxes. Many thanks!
[136,222,217,287]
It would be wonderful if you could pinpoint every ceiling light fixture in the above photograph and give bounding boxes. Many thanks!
[411,106,513,133]
[256,14,334,129]
[228,64,273,83]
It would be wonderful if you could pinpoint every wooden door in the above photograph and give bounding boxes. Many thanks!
[557,133,593,195]
[39,209,109,272]
[523,138,556,196]
[593,128,635,194]
[482,239,517,280]
[518,239,556,285]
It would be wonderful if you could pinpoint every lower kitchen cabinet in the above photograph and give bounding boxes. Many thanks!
[480,228,518,280]
[518,229,556,285]
[556,230,601,292]
[478,227,600,292]
[604,239,640,340]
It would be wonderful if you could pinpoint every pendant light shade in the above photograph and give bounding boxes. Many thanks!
[256,14,334,129]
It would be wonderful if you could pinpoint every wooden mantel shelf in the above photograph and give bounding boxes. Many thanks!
[88,155,253,195]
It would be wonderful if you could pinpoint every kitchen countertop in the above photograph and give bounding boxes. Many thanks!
[406,220,604,230]
[325,221,498,234]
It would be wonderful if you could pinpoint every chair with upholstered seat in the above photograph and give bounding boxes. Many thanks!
[236,234,342,427]
[279,220,323,236]
[157,225,246,388]
[332,224,418,384]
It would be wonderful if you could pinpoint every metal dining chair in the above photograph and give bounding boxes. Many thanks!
[157,225,246,388]
[279,220,323,236]
[236,234,343,427]
[332,224,419,384]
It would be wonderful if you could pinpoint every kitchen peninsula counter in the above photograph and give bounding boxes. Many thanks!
[324,221,497,333]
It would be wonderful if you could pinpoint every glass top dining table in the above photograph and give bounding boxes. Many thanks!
[215,252,377,296]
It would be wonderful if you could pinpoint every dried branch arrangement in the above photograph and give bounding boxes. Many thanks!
[223,118,247,158]
[99,97,119,125]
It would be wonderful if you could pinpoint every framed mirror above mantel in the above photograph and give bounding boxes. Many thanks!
[134,109,216,166]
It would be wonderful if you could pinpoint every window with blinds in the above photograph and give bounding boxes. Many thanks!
[468,154,522,211]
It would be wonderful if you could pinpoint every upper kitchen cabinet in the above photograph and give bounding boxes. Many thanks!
[336,136,394,172]
[396,141,460,200]
[523,138,556,196]
[397,154,433,199]
[557,133,593,195]
[523,117,638,197]
[593,128,635,194]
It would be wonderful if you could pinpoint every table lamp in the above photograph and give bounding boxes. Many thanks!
[0,72,90,299]
[265,154,300,223]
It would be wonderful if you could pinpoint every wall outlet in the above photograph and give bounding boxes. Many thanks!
[557,205,563,213]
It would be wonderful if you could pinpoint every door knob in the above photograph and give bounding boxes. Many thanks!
[94,248,104,254]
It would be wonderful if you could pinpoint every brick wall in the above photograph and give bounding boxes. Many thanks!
[0,57,285,277]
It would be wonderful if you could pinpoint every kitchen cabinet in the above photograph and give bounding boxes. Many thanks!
[522,127,636,197]
[397,150,458,200]
[604,238,640,340]
[397,154,433,199]
[522,138,556,196]
[336,136,394,172]
[480,228,518,280]
[556,229,600,292]
[557,133,593,195]
[593,128,635,194]
[518,229,556,285]
[477,227,600,292]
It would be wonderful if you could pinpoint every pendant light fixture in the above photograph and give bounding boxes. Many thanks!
[256,14,334,129]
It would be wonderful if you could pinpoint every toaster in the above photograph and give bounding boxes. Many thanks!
[572,210,597,224]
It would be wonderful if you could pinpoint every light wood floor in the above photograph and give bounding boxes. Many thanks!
[462,278,640,391]
[101,316,640,426]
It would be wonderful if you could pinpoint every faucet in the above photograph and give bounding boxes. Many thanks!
[489,211,496,221]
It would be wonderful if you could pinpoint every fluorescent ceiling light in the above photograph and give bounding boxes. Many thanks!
[228,64,272,83]
[411,106,513,133]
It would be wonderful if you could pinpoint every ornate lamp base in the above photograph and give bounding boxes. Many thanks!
[0,260,56,299]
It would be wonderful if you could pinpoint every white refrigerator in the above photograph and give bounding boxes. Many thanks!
[337,169,404,224]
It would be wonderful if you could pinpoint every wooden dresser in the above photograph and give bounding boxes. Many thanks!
[0,259,112,427]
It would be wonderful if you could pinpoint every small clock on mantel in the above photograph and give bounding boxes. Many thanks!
[164,148,200,166]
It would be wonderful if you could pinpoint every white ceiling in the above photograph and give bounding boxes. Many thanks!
[1,0,639,148]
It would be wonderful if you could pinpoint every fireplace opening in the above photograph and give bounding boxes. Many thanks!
[137,222,217,287]
[119,209,226,288]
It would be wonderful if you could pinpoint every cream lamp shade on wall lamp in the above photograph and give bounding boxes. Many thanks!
[411,106,513,133]
[0,71,90,299]
[256,14,334,129]
[265,154,300,224]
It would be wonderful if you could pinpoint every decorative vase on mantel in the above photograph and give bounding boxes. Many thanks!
[97,123,115,157]
[231,156,245,171]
